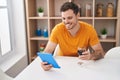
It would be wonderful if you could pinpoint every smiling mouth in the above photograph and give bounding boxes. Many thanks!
[65,24,74,30]
[65,23,71,27]
[66,24,70,27]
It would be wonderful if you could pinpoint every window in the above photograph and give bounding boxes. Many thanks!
[0,0,12,56]
[0,0,27,72]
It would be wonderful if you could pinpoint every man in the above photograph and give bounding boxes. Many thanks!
[41,2,105,71]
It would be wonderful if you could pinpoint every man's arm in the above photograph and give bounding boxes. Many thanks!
[79,43,105,60]
[44,41,57,54]
[90,43,105,60]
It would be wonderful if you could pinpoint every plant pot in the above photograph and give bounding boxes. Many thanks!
[100,34,107,39]
[38,13,44,17]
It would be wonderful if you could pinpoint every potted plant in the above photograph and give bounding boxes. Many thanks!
[100,28,107,39]
[38,7,44,17]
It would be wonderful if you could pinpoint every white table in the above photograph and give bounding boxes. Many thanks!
[14,47,120,80]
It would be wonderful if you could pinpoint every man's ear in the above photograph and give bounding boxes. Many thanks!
[77,12,80,18]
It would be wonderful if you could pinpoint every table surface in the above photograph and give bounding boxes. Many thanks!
[14,47,120,80]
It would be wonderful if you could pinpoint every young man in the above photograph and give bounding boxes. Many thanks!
[41,2,105,71]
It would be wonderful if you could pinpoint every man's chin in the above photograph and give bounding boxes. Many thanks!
[66,26,74,30]
[66,27,71,30]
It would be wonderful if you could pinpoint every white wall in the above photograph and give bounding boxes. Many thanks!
[0,0,28,77]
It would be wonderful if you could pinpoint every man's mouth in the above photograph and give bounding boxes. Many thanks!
[65,23,71,27]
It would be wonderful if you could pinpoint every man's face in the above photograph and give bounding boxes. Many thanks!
[61,9,78,30]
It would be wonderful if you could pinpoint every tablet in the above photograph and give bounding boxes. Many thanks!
[37,52,60,68]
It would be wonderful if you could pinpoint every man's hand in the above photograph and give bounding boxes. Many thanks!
[78,50,91,60]
[41,62,52,71]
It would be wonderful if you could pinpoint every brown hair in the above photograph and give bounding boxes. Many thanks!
[60,2,79,15]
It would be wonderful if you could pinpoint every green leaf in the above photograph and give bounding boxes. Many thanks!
[100,28,107,35]
[38,7,44,13]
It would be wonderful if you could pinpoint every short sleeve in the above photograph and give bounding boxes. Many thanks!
[89,28,100,46]
[49,26,59,44]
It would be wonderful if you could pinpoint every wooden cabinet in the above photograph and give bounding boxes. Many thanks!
[25,0,120,63]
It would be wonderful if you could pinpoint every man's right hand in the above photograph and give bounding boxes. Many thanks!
[41,62,53,71]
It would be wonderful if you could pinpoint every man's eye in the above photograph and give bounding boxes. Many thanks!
[62,18,65,20]
[68,17,72,19]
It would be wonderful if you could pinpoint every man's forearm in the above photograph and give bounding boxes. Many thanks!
[90,50,105,60]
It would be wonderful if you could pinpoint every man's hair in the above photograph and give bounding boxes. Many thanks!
[60,2,79,15]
